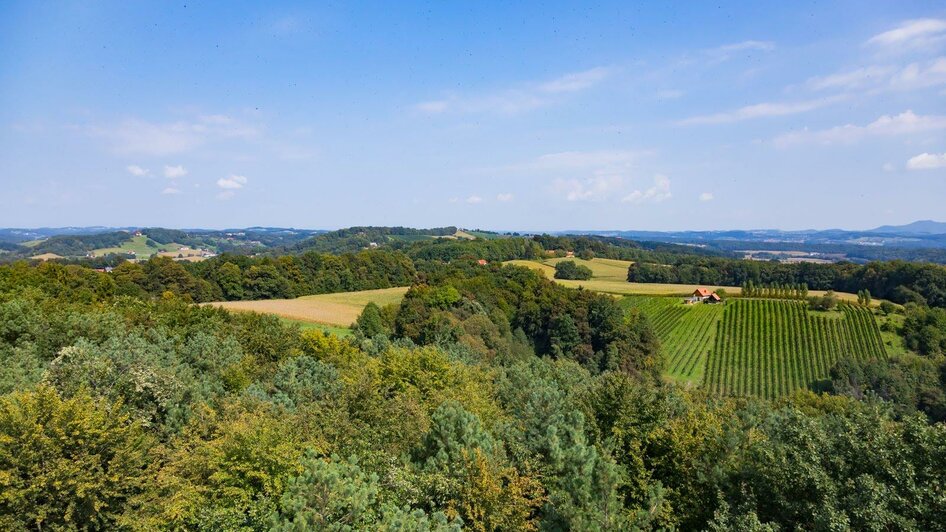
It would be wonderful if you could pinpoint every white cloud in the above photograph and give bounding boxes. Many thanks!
[699,192,714,202]
[416,100,449,113]
[906,152,946,169]
[163,165,188,179]
[806,65,897,91]
[87,114,260,156]
[554,175,624,202]
[621,174,672,204]
[415,67,611,115]
[161,187,181,195]
[867,18,946,51]
[704,40,775,64]
[537,67,612,93]
[126,165,149,177]
[525,150,640,171]
[805,58,946,93]
[889,57,946,90]
[465,195,483,204]
[680,96,844,125]
[496,193,514,202]
[774,110,946,146]
[656,89,685,100]
[216,174,248,189]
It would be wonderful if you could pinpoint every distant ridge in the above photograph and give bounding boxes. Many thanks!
[869,220,946,235]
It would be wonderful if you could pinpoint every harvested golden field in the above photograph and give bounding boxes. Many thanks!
[505,259,738,295]
[505,259,557,277]
[205,286,409,327]
[555,278,742,296]
[507,257,633,282]
[30,253,64,261]
[505,259,870,302]
[544,257,633,281]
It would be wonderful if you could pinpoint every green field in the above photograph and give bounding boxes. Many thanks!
[278,317,352,337]
[91,235,158,258]
[625,296,889,397]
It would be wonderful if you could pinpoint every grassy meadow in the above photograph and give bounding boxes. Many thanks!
[90,235,158,258]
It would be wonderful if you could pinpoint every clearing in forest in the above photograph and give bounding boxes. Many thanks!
[506,258,741,296]
[205,286,408,327]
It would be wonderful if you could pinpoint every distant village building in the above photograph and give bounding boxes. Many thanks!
[685,288,722,304]
[477,259,488,265]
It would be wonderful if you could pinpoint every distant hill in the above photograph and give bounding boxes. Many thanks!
[869,220,946,235]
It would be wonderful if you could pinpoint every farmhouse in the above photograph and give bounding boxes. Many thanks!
[684,288,722,304]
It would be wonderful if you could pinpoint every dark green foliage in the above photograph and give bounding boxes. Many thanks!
[292,226,458,254]
[392,264,661,375]
[28,231,131,257]
[355,302,388,337]
[830,355,946,422]
[553,260,593,280]
[901,305,946,355]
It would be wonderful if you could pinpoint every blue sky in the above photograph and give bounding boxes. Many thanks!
[0,1,944,231]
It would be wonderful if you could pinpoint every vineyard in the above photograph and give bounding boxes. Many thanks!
[623,296,888,397]
[622,296,721,383]
[704,300,886,398]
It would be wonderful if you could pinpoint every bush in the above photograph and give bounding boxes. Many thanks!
[808,291,838,311]
[554,261,593,281]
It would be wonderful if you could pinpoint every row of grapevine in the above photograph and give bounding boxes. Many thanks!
[704,299,887,398]
[662,304,723,381]
[621,296,721,383]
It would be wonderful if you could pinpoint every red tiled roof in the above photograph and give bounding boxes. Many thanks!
[694,288,712,297]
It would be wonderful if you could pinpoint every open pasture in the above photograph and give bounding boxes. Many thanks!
[91,235,158,258]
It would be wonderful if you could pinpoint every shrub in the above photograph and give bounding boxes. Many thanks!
[554,261,593,281]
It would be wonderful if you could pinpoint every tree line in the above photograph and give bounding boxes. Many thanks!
[630,258,946,308]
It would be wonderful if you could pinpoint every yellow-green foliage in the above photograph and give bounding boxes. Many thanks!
[0,386,153,531]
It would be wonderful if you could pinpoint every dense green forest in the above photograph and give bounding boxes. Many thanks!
[1,249,946,530]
